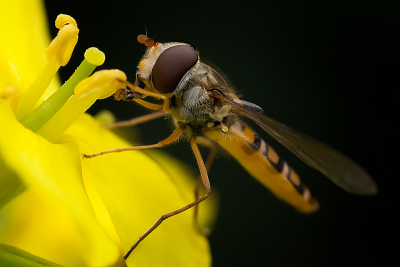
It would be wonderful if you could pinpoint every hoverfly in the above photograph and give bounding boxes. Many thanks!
[83,34,378,261]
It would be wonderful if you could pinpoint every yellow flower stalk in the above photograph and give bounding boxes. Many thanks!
[0,1,215,266]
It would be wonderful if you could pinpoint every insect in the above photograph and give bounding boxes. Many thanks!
[83,34,378,261]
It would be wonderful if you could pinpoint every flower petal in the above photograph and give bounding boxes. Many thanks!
[66,114,213,266]
[0,159,25,211]
[0,244,63,267]
[0,0,59,94]
[0,102,120,266]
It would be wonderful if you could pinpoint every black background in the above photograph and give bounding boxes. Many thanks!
[44,1,398,266]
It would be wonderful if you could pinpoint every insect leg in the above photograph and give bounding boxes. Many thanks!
[193,137,217,235]
[133,99,163,111]
[82,127,183,158]
[122,136,212,261]
[196,137,218,173]
[104,111,164,129]
[122,80,170,112]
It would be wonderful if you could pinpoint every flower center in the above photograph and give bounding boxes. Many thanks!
[37,69,127,142]
[4,14,127,142]
[21,47,106,132]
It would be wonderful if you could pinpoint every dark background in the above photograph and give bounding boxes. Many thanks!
[45,1,398,266]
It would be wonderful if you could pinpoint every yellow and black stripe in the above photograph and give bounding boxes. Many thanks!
[204,118,319,213]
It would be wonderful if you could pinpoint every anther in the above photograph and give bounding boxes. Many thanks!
[45,14,79,66]
[17,14,79,120]
[55,14,78,29]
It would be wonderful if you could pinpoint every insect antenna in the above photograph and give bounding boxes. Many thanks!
[137,25,155,47]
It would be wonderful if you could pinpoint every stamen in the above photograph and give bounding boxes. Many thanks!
[46,14,79,66]
[74,69,123,100]
[17,14,79,120]
[21,48,105,132]
[37,69,127,142]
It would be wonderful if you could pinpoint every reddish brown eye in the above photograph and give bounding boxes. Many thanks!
[152,45,198,94]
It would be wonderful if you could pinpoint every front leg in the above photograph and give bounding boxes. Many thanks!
[122,136,212,261]
[82,127,183,158]
[117,80,170,112]
[104,111,164,129]
[193,136,218,235]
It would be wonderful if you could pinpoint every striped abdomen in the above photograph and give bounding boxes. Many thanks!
[204,118,319,213]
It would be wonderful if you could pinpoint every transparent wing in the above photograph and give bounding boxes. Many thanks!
[217,94,378,195]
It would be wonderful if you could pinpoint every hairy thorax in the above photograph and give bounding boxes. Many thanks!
[169,63,233,128]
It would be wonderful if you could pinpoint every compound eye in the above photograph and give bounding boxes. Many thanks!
[152,45,198,94]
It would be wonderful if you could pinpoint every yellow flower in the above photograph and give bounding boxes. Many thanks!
[0,1,215,266]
